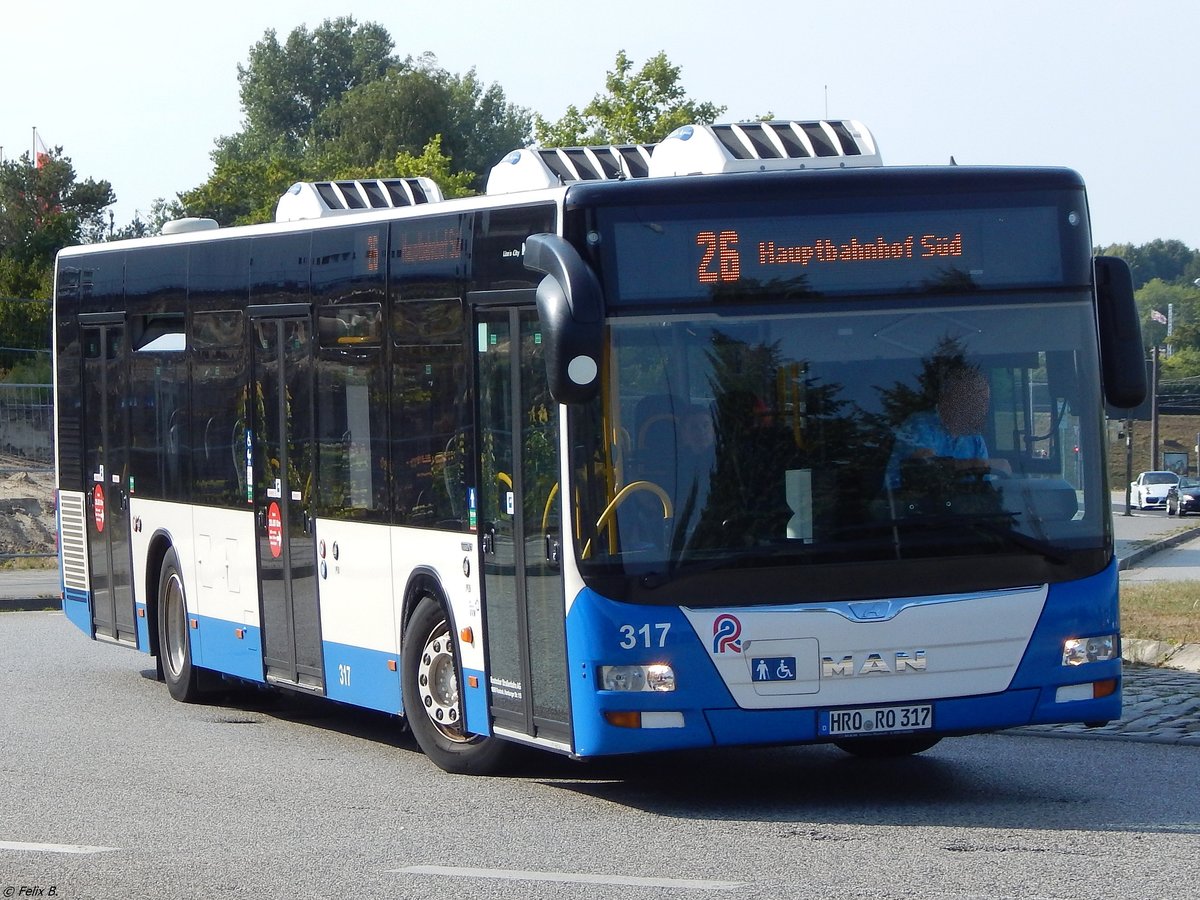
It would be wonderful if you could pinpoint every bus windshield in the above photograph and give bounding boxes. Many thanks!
[570,294,1108,602]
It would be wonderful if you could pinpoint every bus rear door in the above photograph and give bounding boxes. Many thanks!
[249,308,323,692]
[80,314,137,644]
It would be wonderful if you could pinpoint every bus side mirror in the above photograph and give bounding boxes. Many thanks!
[1095,256,1146,409]
[524,233,604,405]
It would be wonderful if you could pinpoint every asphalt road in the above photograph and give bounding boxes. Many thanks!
[2,611,1199,900]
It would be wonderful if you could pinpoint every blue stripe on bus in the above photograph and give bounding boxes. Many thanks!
[62,587,92,634]
[135,603,151,652]
[462,667,491,736]
[191,614,265,684]
[321,640,401,714]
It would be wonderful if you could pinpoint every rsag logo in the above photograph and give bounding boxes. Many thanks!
[712,614,742,654]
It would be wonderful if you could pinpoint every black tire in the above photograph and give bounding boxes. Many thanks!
[157,548,203,702]
[401,595,512,775]
[834,735,942,758]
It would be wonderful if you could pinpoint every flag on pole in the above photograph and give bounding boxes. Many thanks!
[33,128,50,168]
[1151,309,1168,324]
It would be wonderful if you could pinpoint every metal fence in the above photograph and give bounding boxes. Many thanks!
[0,383,55,561]
[0,383,53,466]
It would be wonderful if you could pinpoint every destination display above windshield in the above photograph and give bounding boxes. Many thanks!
[606,205,1071,304]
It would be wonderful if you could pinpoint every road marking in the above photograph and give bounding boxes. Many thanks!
[396,865,744,891]
[0,841,119,855]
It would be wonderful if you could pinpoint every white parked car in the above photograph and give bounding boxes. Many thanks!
[1129,470,1180,509]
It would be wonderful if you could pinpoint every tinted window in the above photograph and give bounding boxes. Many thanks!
[191,310,248,506]
[471,204,556,291]
[392,297,470,528]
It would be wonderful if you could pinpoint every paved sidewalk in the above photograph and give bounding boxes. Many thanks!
[1020,664,1200,746]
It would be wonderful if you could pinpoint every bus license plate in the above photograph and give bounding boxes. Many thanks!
[819,704,933,737]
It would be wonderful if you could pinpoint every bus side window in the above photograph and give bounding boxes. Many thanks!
[191,310,247,506]
[314,304,387,519]
[392,298,470,529]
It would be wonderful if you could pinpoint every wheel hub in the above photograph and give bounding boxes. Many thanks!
[417,629,466,742]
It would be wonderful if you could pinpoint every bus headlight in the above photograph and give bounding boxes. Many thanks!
[599,664,676,692]
[1062,634,1118,666]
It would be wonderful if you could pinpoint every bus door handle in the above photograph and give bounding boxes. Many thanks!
[481,522,496,555]
[544,534,561,566]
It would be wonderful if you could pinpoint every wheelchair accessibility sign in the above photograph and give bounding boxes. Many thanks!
[751,656,797,682]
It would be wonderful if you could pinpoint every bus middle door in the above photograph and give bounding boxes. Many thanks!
[249,308,323,692]
[476,306,571,748]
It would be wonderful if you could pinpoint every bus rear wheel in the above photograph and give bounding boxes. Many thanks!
[834,736,941,758]
[401,595,511,775]
[157,548,203,702]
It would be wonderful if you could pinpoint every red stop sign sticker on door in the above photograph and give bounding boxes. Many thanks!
[267,501,283,558]
[94,484,106,533]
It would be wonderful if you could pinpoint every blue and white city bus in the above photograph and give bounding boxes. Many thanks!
[53,120,1145,773]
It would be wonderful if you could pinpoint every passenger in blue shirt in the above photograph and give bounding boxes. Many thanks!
[885,367,1009,490]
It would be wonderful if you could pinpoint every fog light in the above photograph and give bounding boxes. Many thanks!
[599,664,676,692]
[1062,634,1118,666]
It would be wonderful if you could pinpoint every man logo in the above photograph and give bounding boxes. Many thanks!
[821,650,927,677]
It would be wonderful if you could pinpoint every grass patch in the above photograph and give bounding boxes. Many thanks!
[0,556,56,570]
[1120,581,1200,644]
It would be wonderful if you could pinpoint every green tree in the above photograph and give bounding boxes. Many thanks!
[314,54,530,191]
[184,23,531,225]
[332,135,475,198]
[535,50,725,146]
[180,151,304,226]
[237,16,397,154]
[1099,239,1199,289]
[0,148,114,297]
[1136,278,1200,348]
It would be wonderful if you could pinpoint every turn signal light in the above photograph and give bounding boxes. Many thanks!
[604,711,642,729]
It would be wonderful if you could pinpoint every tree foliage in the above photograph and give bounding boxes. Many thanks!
[182,20,532,225]
[0,148,114,301]
[1098,239,1200,290]
[535,50,725,146]
[332,135,475,199]
[237,16,397,154]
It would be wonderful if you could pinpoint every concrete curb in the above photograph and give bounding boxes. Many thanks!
[0,596,59,612]
[1117,522,1200,570]
[1123,638,1200,672]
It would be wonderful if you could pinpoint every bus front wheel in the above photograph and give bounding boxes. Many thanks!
[157,548,203,702]
[401,595,511,775]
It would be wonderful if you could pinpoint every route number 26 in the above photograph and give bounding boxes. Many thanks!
[697,230,741,284]
[619,623,671,649]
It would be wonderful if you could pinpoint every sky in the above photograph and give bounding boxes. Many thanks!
[3,0,1197,249]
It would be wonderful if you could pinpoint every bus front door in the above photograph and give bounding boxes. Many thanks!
[250,312,323,692]
[80,318,136,644]
[477,308,571,748]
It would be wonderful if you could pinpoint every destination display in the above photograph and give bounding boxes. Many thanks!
[605,204,1071,304]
